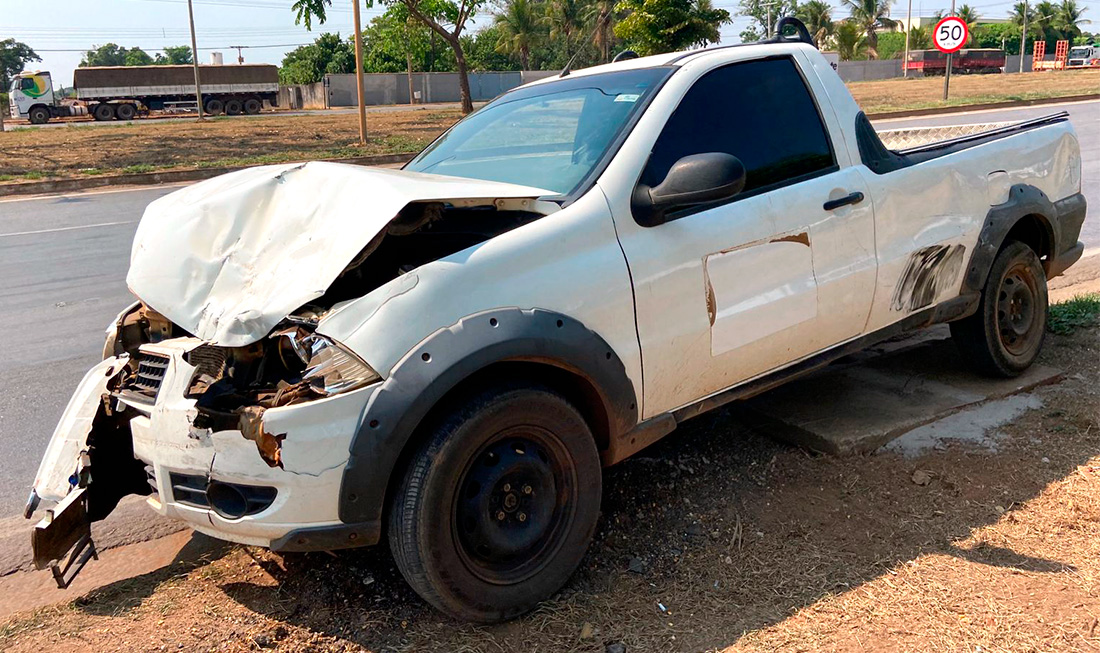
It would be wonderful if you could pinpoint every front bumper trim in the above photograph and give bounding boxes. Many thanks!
[269,520,382,552]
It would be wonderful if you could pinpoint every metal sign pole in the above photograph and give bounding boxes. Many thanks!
[943,0,956,100]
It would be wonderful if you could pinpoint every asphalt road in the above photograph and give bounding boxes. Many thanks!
[0,100,1096,518]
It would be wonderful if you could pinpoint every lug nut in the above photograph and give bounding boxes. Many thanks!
[497,511,506,521]
[503,483,511,492]
[522,485,532,495]
[518,512,527,522]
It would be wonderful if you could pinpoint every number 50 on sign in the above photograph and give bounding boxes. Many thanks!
[934,16,969,54]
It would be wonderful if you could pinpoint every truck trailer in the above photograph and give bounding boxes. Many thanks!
[904,48,1006,75]
[8,64,279,124]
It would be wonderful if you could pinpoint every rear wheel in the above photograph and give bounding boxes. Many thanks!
[204,98,224,115]
[951,240,1048,377]
[224,99,243,116]
[243,97,262,114]
[115,103,136,121]
[389,382,602,623]
[28,106,50,125]
[93,103,115,121]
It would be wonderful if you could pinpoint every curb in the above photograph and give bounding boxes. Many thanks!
[0,152,417,198]
[865,93,1100,120]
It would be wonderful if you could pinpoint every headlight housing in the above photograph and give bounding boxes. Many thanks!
[301,335,381,395]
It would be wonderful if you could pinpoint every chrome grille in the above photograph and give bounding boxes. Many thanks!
[133,352,170,396]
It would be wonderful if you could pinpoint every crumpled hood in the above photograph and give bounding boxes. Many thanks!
[127,161,551,346]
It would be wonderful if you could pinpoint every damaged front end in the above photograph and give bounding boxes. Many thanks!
[28,161,556,588]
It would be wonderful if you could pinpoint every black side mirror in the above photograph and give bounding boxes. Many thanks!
[632,153,746,227]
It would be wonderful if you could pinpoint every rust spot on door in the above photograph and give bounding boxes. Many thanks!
[770,232,810,246]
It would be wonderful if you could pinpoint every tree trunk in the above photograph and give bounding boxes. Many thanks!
[447,36,474,114]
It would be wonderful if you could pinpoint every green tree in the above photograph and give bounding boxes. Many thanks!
[494,0,545,69]
[279,32,356,83]
[463,25,521,69]
[156,45,195,65]
[362,5,455,73]
[972,22,1021,52]
[125,48,155,66]
[907,24,931,49]
[833,19,870,59]
[583,0,618,62]
[1053,0,1089,41]
[614,0,731,55]
[876,30,905,57]
[956,4,979,44]
[737,0,798,40]
[841,0,895,58]
[796,0,834,46]
[293,0,484,114]
[0,39,41,89]
[546,0,587,58]
[81,44,128,67]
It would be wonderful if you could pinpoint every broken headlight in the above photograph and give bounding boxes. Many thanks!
[301,335,381,395]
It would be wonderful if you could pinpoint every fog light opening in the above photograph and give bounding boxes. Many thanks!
[207,481,249,520]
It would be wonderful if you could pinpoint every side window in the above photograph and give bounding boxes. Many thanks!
[20,78,36,91]
[641,57,835,197]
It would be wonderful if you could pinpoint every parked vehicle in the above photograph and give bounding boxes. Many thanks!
[8,65,278,125]
[904,48,1007,75]
[1067,44,1100,68]
[26,18,1084,622]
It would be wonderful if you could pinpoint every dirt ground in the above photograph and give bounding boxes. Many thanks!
[0,314,1096,651]
[1,69,1096,182]
[847,68,1100,113]
[0,109,461,181]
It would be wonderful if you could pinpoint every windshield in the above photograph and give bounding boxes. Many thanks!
[405,67,672,195]
[1069,47,1090,57]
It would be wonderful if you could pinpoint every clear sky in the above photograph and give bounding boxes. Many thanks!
[6,0,1097,87]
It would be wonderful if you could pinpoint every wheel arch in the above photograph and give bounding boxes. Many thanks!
[963,184,1060,294]
[337,307,639,530]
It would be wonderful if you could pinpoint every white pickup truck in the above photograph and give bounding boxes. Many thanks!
[27,18,1085,623]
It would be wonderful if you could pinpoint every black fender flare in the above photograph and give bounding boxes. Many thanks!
[336,307,639,527]
[963,184,1058,294]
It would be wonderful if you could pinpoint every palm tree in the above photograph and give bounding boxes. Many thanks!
[684,0,731,47]
[1053,0,1090,40]
[545,0,586,57]
[957,4,980,44]
[842,0,896,59]
[908,24,931,49]
[495,0,544,69]
[834,20,871,59]
[583,0,616,63]
[797,0,835,46]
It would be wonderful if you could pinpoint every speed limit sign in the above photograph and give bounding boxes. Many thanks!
[934,16,969,54]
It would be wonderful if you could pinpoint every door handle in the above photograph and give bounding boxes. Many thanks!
[823,191,865,211]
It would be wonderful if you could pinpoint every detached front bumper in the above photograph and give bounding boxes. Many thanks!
[129,338,381,548]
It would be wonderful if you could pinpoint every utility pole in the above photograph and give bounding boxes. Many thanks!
[1019,0,1028,72]
[903,0,913,77]
[187,0,205,120]
[230,45,245,64]
[943,0,956,100]
[352,0,368,145]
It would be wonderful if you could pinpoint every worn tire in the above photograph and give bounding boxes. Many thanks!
[28,106,50,125]
[204,98,224,115]
[388,382,601,623]
[93,103,115,121]
[243,97,262,114]
[951,240,1048,377]
[224,99,243,115]
[115,103,136,121]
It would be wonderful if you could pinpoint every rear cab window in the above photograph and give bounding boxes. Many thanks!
[639,55,837,216]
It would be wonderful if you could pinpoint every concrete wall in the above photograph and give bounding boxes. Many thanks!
[279,82,326,110]
[1005,55,1035,72]
[317,70,560,107]
[837,59,903,82]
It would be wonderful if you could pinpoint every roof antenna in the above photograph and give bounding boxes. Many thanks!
[561,13,612,78]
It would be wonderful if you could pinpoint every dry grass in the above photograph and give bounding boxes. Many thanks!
[0,108,461,182]
[0,323,1097,652]
[1,69,1096,184]
[848,68,1100,114]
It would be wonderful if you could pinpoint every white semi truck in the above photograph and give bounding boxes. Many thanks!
[8,64,279,124]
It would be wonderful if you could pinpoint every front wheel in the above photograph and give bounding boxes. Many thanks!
[28,106,50,125]
[951,240,1048,377]
[389,382,602,622]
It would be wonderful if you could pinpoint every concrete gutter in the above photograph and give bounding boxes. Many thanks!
[0,152,417,198]
[864,93,1100,120]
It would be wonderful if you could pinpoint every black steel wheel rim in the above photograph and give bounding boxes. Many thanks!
[996,262,1040,356]
[453,425,576,585]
